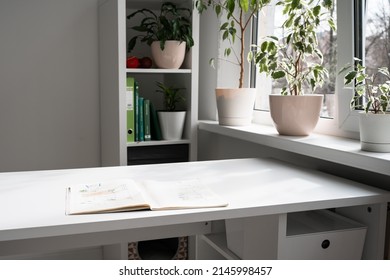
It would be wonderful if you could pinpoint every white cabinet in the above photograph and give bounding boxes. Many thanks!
[98,0,199,166]
[200,210,368,260]
[279,210,367,260]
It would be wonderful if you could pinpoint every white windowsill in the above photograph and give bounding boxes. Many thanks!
[198,120,390,176]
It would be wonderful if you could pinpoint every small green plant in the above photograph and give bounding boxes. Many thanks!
[340,58,390,114]
[250,0,336,95]
[194,0,271,88]
[127,2,194,52]
[156,82,185,111]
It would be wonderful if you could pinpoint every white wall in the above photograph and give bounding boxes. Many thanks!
[0,0,100,171]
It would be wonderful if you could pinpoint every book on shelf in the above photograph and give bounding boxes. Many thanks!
[134,81,140,142]
[66,179,228,215]
[138,96,145,141]
[126,77,135,142]
[150,101,162,140]
[143,99,151,141]
[128,78,162,142]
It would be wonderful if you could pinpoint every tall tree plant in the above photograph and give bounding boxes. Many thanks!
[251,0,336,95]
[195,0,271,88]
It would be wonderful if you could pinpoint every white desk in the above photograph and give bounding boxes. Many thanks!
[0,158,389,259]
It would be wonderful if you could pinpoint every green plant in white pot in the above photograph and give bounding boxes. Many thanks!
[195,0,271,126]
[156,82,187,140]
[340,59,390,152]
[251,0,335,135]
[127,2,194,69]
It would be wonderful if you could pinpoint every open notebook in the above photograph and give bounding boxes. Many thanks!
[66,178,228,215]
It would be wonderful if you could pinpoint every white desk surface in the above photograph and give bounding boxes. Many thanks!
[0,158,389,243]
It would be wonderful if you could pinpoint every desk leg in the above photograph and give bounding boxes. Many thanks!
[103,243,128,260]
[336,203,388,260]
[225,215,280,259]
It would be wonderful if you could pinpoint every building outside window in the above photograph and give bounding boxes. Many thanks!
[364,0,390,77]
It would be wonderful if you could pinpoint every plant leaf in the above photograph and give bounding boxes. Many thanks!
[260,41,268,52]
[227,0,235,14]
[344,71,357,85]
[291,0,300,9]
[313,5,321,16]
[240,0,249,12]
[271,71,286,79]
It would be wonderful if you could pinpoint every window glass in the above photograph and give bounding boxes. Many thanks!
[364,0,390,76]
[254,0,338,119]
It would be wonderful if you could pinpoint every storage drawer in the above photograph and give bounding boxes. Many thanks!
[127,144,189,165]
[278,210,367,260]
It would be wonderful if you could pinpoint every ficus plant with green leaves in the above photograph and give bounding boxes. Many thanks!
[250,0,336,95]
[194,0,272,88]
[340,58,390,114]
[156,82,186,111]
[127,2,194,52]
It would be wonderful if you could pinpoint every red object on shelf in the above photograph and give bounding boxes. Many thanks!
[127,56,139,68]
[139,57,153,68]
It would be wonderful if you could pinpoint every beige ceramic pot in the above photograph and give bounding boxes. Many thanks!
[216,88,256,126]
[359,112,390,152]
[269,94,323,136]
[151,41,186,69]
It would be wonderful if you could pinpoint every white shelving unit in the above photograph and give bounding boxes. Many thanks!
[99,0,199,167]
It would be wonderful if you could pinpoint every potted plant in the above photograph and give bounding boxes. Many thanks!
[340,59,390,152]
[127,2,194,69]
[195,0,271,126]
[156,82,187,140]
[251,0,336,135]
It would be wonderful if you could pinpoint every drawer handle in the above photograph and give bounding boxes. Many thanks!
[321,239,330,249]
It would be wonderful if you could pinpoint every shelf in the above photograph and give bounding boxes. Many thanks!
[127,139,190,147]
[126,0,188,10]
[126,68,191,74]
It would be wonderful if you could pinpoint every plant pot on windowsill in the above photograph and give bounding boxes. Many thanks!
[250,1,335,136]
[195,1,270,127]
[340,59,390,153]
[269,94,323,136]
[359,112,390,152]
[151,41,186,69]
[216,88,256,126]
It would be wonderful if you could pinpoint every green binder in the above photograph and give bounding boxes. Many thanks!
[134,81,139,141]
[126,77,135,142]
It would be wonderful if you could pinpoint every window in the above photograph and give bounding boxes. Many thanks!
[336,0,390,133]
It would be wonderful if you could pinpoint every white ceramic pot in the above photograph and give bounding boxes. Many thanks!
[269,94,323,136]
[359,112,390,152]
[215,88,256,126]
[158,111,186,140]
[151,41,186,69]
